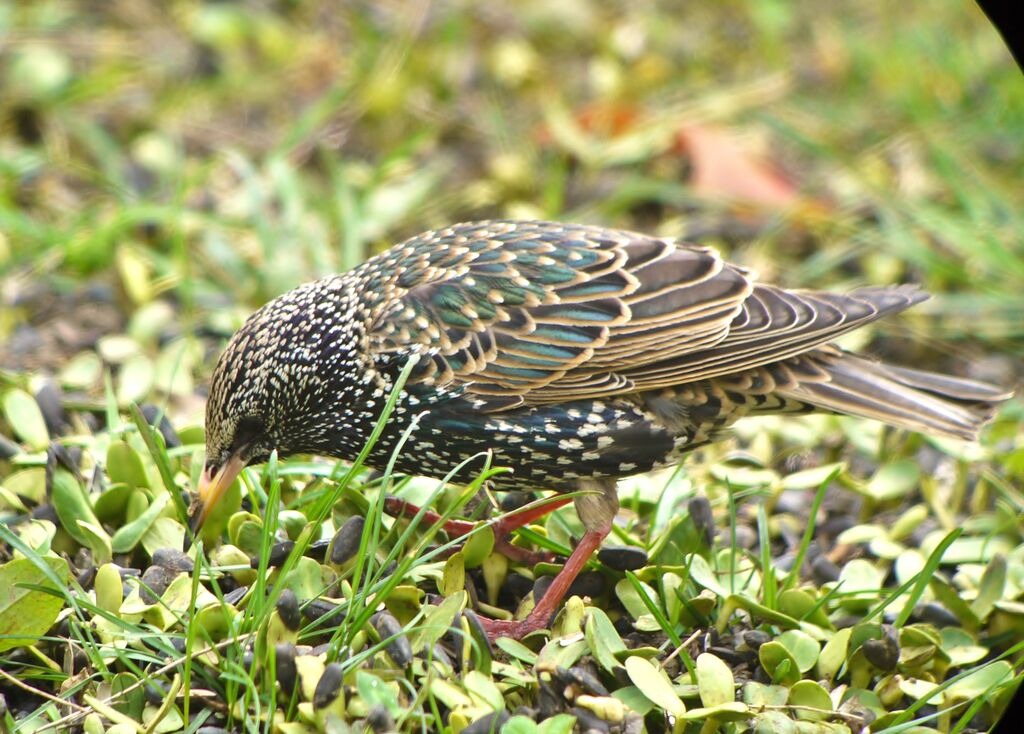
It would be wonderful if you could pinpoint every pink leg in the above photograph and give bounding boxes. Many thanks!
[474,523,611,639]
[475,478,619,640]
[383,495,573,564]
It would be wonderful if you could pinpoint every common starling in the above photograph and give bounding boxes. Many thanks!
[193,220,1010,638]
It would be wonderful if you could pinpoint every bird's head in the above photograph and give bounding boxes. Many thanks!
[191,276,364,530]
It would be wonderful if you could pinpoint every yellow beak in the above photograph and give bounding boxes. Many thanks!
[190,453,247,532]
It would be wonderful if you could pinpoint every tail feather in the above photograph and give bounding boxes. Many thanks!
[777,353,1012,441]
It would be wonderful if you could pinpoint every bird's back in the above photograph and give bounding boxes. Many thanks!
[313,220,1010,486]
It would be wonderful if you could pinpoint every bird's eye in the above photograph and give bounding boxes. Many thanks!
[232,416,266,452]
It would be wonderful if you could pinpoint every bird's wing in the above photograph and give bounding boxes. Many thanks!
[365,220,926,408]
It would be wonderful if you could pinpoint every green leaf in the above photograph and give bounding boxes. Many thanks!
[758,641,800,686]
[788,680,832,721]
[969,553,1006,620]
[945,661,1014,701]
[51,469,104,547]
[0,556,69,652]
[2,388,49,450]
[624,656,685,715]
[536,714,576,734]
[775,630,820,673]
[462,526,494,569]
[440,551,466,596]
[816,628,852,681]
[111,492,169,553]
[696,652,735,707]
[106,440,150,489]
[585,607,626,674]
[866,459,920,501]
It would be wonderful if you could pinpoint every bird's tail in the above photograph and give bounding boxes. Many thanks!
[776,353,1013,441]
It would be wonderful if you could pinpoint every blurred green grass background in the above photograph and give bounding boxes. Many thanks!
[1,0,1022,393]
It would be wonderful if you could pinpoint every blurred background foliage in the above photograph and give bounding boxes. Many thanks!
[0,0,1022,414]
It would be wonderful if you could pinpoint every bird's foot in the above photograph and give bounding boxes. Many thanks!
[383,495,572,565]
[469,613,550,641]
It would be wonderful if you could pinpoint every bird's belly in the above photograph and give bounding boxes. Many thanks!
[373,396,690,491]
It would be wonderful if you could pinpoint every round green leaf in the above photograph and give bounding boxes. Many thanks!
[788,680,832,721]
[696,652,735,707]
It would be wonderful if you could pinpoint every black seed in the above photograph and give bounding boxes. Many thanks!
[597,546,648,571]
[76,565,96,589]
[313,663,344,709]
[569,665,609,697]
[329,516,365,565]
[0,434,21,459]
[502,572,534,600]
[811,555,841,584]
[34,382,67,436]
[152,547,195,573]
[862,627,899,671]
[30,503,59,523]
[276,589,301,632]
[144,680,168,705]
[251,541,295,569]
[688,496,715,546]
[708,645,745,665]
[223,586,248,606]
[302,598,345,624]
[140,565,177,603]
[739,630,772,651]
[366,703,395,733]
[571,706,610,733]
[460,610,494,659]
[914,602,960,628]
[140,404,182,448]
[623,712,645,734]
[305,539,330,561]
[819,515,855,540]
[537,679,563,718]
[274,643,297,692]
[462,710,510,734]
[500,492,536,512]
[425,643,453,669]
[372,611,413,667]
